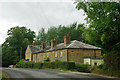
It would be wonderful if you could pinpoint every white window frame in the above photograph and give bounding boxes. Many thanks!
[47,53,49,57]
[60,51,63,57]
[55,52,57,57]
[43,53,45,58]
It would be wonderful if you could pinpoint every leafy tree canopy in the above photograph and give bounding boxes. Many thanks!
[2,26,35,66]
[76,2,120,52]
[36,22,86,45]
[75,2,120,71]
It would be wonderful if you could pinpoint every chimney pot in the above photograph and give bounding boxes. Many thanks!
[54,37,56,40]
[32,41,36,45]
[51,37,57,48]
[64,34,71,46]
[67,34,69,37]
[41,41,46,50]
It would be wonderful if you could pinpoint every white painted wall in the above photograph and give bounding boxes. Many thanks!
[84,58,91,65]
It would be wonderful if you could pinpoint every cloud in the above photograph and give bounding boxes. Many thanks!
[0,1,86,44]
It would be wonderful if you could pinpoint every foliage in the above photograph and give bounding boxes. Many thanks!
[76,2,120,71]
[16,61,76,71]
[92,67,120,77]
[25,62,34,68]
[75,64,90,72]
[36,22,86,45]
[33,62,43,69]
[97,63,108,70]
[2,71,8,80]
[16,60,27,68]
[44,57,50,62]
[54,59,60,62]
[42,62,51,69]
[104,51,120,71]
[2,26,35,67]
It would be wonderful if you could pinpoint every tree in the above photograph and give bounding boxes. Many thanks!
[36,22,86,45]
[36,28,46,45]
[2,26,35,66]
[76,2,120,52]
[75,2,120,71]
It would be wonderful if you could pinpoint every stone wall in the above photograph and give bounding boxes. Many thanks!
[25,46,32,61]
[67,49,101,64]
[32,48,101,64]
[33,49,68,62]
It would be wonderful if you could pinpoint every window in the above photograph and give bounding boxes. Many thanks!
[40,54,41,57]
[38,54,39,58]
[71,51,74,52]
[43,53,45,58]
[94,62,97,66]
[47,53,49,57]
[60,51,63,57]
[55,52,57,57]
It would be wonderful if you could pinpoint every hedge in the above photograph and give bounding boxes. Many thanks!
[76,64,90,72]
[16,60,90,72]
[33,62,43,69]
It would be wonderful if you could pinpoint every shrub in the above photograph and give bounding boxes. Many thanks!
[26,62,34,68]
[44,57,50,62]
[42,62,51,68]
[76,64,90,72]
[33,62,43,69]
[55,59,60,62]
[16,60,26,68]
[58,62,75,70]
[16,60,75,71]
[50,62,56,69]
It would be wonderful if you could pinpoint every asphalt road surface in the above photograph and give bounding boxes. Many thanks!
[2,68,120,80]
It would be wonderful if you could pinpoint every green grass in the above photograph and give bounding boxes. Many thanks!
[92,68,120,78]
[1,71,8,80]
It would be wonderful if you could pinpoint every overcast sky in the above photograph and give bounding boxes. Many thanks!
[0,0,86,45]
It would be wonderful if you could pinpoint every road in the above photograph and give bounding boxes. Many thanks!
[2,68,120,80]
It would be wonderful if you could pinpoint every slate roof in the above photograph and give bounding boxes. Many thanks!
[31,40,101,54]
[46,40,101,52]
[28,45,41,53]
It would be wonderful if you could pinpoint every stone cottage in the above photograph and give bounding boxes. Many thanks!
[25,34,102,66]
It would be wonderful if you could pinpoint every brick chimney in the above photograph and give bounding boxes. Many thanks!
[51,37,57,48]
[32,41,36,46]
[51,40,54,48]
[64,34,71,46]
[41,41,46,50]
[54,37,57,46]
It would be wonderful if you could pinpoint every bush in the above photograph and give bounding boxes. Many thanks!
[44,57,50,62]
[55,59,60,62]
[26,62,34,68]
[76,64,90,72]
[42,61,75,70]
[58,62,75,70]
[97,63,108,70]
[16,60,26,68]
[42,62,51,68]
[33,62,43,69]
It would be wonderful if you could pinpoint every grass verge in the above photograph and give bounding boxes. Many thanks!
[1,71,8,80]
[92,68,120,78]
